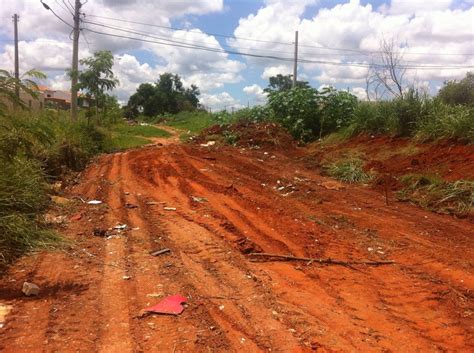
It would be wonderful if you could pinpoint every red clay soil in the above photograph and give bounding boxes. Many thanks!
[0,135,473,352]
[313,135,474,182]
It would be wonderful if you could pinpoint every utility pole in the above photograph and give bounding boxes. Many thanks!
[13,14,19,98]
[292,30,298,88]
[71,0,82,120]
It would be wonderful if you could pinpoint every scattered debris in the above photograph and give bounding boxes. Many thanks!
[44,214,67,225]
[122,276,131,280]
[143,295,187,315]
[125,203,138,209]
[114,224,128,230]
[200,141,216,147]
[191,196,207,203]
[93,228,107,237]
[0,303,13,329]
[51,195,72,206]
[70,213,82,221]
[321,180,345,190]
[164,207,177,211]
[87,200,103,205]
[202,156,216,160]
[248,253,395,267]
[146,201,161,205]
[22,282,40,296]
[150,248,171,256]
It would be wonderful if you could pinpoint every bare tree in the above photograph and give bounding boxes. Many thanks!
[367,38,407,99]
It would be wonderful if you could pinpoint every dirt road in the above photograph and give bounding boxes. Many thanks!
[1,133,473,352]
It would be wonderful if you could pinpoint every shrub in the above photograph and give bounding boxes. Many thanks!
[438,72,474,106]
[318,88,358,138]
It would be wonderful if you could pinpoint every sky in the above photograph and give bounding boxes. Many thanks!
[0,0,473,110]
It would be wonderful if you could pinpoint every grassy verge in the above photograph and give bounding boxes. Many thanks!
[103,123,171,151]
[397,174,473,217]
[163,111,217,141]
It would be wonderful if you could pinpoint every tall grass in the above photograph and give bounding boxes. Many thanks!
[0,110,107,266]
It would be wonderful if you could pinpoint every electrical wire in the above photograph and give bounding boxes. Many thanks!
[83,26,474,70]
[40,1,74,28]
[85,14,474,57]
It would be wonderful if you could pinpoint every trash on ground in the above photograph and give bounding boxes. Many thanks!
[93,228,107,237]
[144,294,187,315]
[125,203,138,209]
[321,180,345,190]
[0,303,13,329]
[150,248,171,256]
[114,224,128,230]
[51,195,72,206]
[87,200,103,205]
[70,213,82,221]
[146,201,161,205]
[200,141,216,147]
[164,207,176,211]
[22,282,40,296]
[122,276,131,280]
[44,214,67,225]
[191,196,207,203]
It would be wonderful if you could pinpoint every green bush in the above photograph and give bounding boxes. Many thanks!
[438,72,474,106]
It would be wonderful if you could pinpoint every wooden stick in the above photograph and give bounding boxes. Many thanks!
[150,248,171,256]
[248,252,395,266]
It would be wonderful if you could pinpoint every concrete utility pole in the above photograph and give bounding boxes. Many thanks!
[71,0,82,120]
[13,14,19,98]
[292,30,298,88]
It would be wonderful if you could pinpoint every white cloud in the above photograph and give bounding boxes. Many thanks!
[231,0,473,89]
[243,84,267,104]
[200,91,243,111]
[350,86,367,100]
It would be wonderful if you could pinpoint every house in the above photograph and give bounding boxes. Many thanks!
[38,86,92,110]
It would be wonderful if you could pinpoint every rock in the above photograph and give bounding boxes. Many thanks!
[44,214,67,225]
[70,213,82,221]
[22,282,40,296]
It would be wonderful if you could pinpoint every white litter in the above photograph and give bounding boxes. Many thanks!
[87,200,102,205]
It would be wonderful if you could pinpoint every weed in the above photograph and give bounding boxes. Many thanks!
[398,174,473,217]
[324,157,372,183]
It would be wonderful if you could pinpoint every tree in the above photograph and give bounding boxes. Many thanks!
[77,50,119,121]
[0,69,46,115]
[264,74,310,94]
[125,73,200,118]
[438,72,474,106]
[366,38,407,100]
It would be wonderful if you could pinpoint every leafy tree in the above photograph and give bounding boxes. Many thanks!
[264,74,309,94]
[318,87,358,138]
[0,69,46,115]
[438,72,474,106]
[77,50,119,121]
[126,73,200,118]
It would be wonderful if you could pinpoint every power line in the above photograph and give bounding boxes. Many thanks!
[85,14,474,57]
[82,26,474,70]
[40,0,74,28]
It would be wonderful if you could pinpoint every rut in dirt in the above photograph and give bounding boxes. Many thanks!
[0,138,473,352]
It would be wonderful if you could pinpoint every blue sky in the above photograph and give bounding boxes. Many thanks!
[0,0,473,109]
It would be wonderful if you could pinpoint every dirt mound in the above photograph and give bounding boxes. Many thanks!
[313,135,474,182]
[197,122,296,149]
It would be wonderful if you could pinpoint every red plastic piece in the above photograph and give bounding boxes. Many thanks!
[144,295,187,315]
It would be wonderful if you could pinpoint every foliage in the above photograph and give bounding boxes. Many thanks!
[438,72,474,106]
[324,157,372,183]
[77,50,119,121]
[164,111,217,134]
[416,100,474,143]
[263,74,310,93]
[0,69,46,115]
[126,73,200,118]
[398,174,473,217]
[267,86,357,141]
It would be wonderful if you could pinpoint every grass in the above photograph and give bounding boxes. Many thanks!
[324,157,372,183]
[165,111,217,134]
[103,123,170,151]
[398,174,473,217]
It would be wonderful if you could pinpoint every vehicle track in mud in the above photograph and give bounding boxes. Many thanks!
[1,135,473,352]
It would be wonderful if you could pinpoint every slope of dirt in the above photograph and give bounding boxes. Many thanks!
[0,133,473,352]
[310,135,474,182]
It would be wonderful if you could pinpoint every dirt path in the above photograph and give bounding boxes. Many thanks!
[1,130,473,352]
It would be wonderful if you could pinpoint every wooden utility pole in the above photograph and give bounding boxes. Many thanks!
[13,14,19,98]
[292,30,298,88]
[71,0,82,120]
